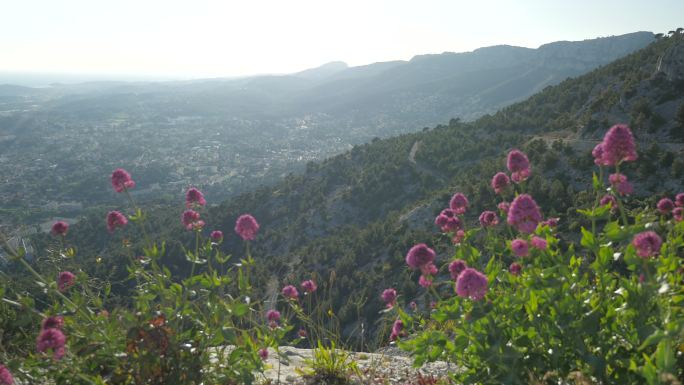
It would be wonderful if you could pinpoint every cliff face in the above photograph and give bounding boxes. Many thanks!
[659,37,684,81]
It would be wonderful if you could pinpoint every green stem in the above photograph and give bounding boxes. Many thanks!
[124,189,153,248]
[17,257,95,320]
[613,164,630,227]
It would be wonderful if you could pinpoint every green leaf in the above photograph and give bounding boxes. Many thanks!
[638,330,665,350]
[655,339,675,372]
[580,227,595,249]
[233,303,249,317]
[592,172,602,191]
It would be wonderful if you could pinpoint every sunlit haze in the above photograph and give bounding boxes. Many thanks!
[1,0,683,79]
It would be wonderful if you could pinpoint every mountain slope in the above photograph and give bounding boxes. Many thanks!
[53,34,684,349]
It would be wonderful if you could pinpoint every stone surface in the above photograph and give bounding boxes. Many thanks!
[255,346,455,385]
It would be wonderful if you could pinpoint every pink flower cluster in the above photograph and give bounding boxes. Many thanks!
[657,193,684,221]
[592,124,637,166]
[449,193,469,214]
[51,221,69,236]
[185,187,206,208]
[282,285,299,299]
[381,288,397,308]
[111,168,135,193]
[435,208,462,233]
[608,173,633,196]
[479,211,499,228]
[632,231,662,258]
[507,194,543,234]
[405,243,438,287]
[0,364,13,385]
[235,214,259,241]
[301,279,317,293]
[448,259,467,281]
[491,172,511,194]
[182,209,205,231]
[266,309,280,329]
[106,211,128,233]
[36,315,66,360]
[507,149,531,183]
[57,271,76,292]
[455,268,488,301]
[390,319,404,341]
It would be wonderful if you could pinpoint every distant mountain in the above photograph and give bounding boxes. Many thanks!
[295,61,349,80]
[0,32,660,230]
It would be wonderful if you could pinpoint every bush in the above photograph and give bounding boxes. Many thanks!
[0,178,280,384]
[389,124,683,385]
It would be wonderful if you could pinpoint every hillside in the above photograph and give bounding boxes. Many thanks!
[0,33,655,229]
[40,33,684,351]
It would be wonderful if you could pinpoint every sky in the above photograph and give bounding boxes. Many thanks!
[1,0,683,80]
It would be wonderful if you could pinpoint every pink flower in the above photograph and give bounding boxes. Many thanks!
[390,319,404,341]
[418,275,433,288]
[435,208,462,233]
[281,285,299,299]
[592,143,608,166]
[676,193,684,207]
[405,243,435,271]
[479,211,499,227]
[258,348,269,360]
[657,198,674,214]
[511,239,529,257]
[497,201,510,214]
[600,194,618,210]
[36,328,66,360]
[42,316,64,330]
[491,172,510,194]
[601,124,637,166]
[449,259,467,281]
[381,288,397,308]
[51,221,69,236]
[509,262,522,276]
[185,187,206,208]
[0,364,13,385]
[111,168,135,193]
[301,280,317,293]
[673,207,683,222]
[507,150,530,182]
[452,230,466,245]
[609,173,633,196]
[181,209,204,231]
[423,262,438,276]
[632,231,662,258]
[449,193,469,215]
[235,214,259,241]
[507,149,530,173]
[210,230,223,242]
[106,211,128,233]
[542,217,559,227]
[507,194,542,234]
[298,329,308,338]
[530,236,547,250]
[57,271,76,292]
[409,301,417,311]
[455,268,488,301]
[511,169,531,184]
[266,310,280,323]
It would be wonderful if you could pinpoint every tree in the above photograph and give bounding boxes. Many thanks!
[676,102,684,127]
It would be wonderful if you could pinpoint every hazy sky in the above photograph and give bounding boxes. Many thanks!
[1,0,682,79]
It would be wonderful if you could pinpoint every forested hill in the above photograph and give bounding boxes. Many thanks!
[58,33,684,347]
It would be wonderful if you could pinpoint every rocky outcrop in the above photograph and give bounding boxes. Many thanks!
[659,38,684,81]
[256,346,454,385]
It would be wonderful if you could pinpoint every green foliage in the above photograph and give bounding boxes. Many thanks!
[298,341,360,385]
[395,155,684,385]
[0,196,274,384]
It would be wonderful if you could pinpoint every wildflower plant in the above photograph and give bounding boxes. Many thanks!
[390,127,683,384]
[0,176,273,384]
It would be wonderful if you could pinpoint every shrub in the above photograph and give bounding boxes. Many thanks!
[391,125,683,384]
